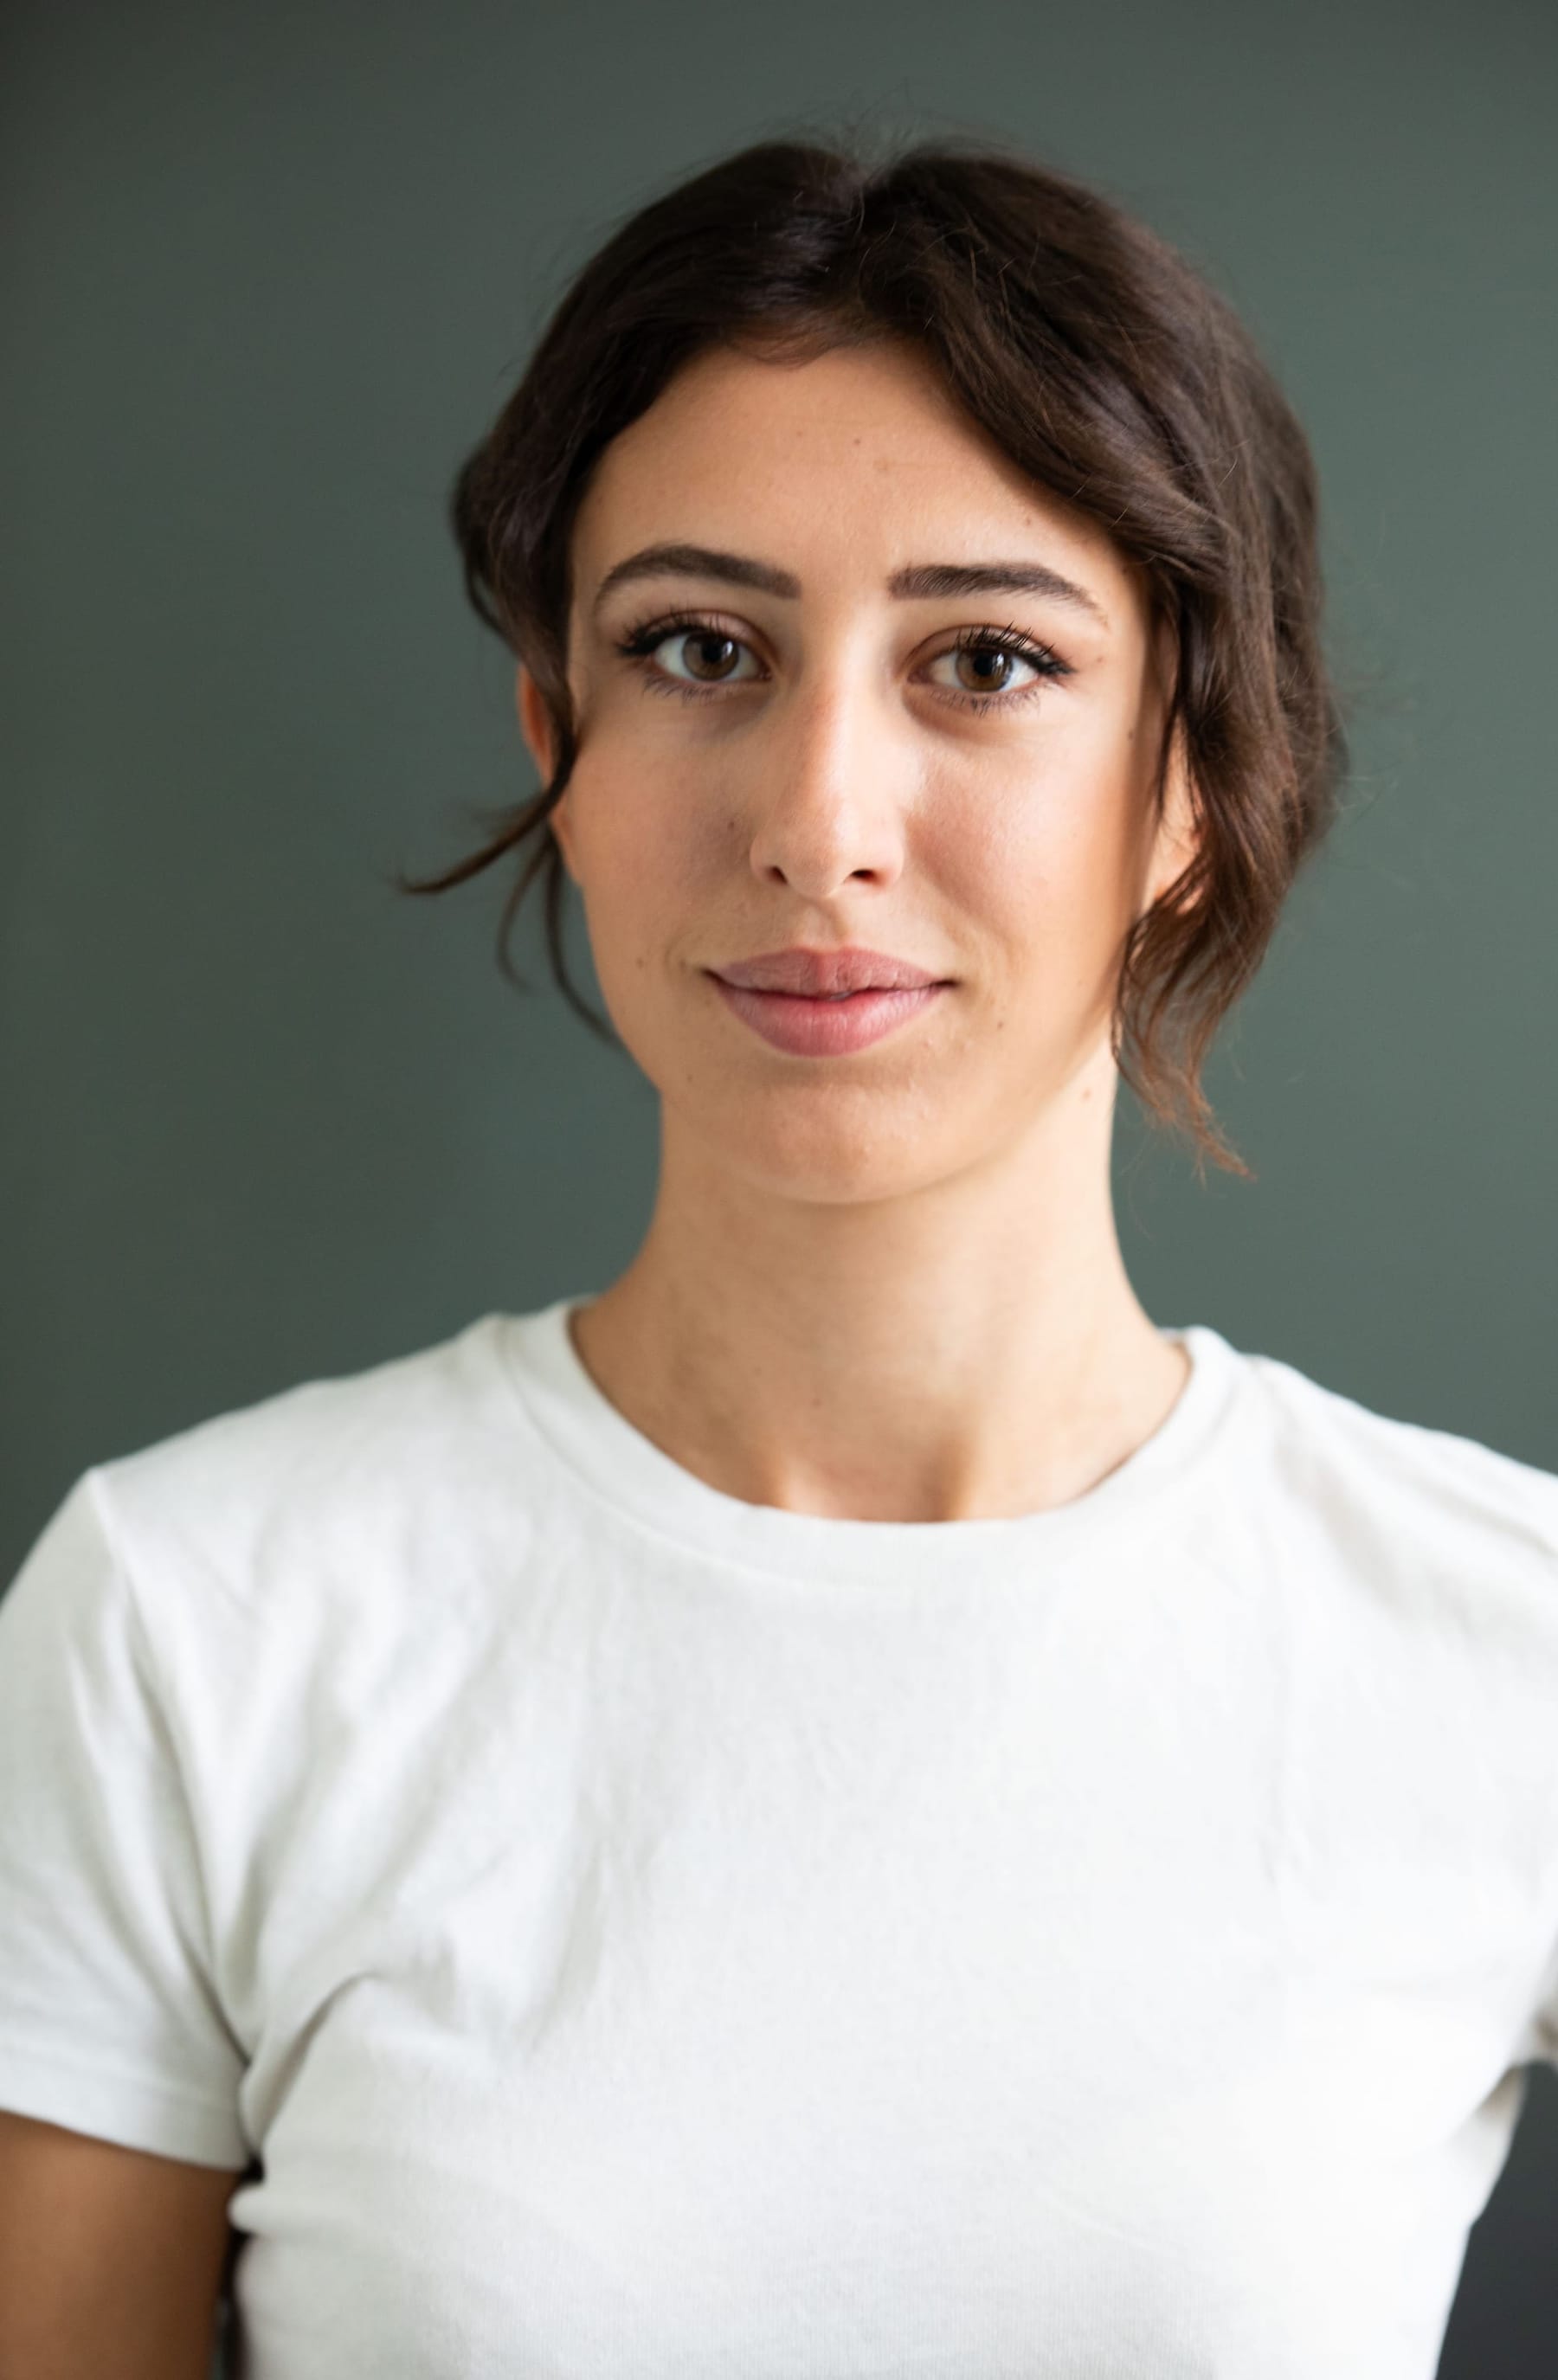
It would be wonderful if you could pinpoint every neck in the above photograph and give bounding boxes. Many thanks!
[566,1052,1188,1525]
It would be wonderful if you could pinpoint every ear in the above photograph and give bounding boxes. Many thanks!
[1143,716,1201,914]
[515,660,554,777]
[515,663,576,880]
[1138,613,1200,915]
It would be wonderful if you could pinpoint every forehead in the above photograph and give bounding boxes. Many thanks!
[570,338,1136,611]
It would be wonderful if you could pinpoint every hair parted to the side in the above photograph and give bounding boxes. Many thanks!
[400,125,1349,1183]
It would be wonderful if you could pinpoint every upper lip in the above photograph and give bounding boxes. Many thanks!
[710,946,950,995]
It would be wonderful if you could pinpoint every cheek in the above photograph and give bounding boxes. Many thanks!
[931,752,1143,973]
[565,758,719,984]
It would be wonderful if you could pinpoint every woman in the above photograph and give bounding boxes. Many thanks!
[1,131,1555,2380]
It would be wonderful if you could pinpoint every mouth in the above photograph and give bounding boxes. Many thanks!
[707,944,950,999]
[707,974,950,1057]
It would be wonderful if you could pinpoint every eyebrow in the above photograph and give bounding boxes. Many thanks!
[589,540,1111,629]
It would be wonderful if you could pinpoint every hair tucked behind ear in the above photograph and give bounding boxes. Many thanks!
[401,125,1349,1183]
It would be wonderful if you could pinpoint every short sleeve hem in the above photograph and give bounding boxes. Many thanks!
[0,2026,249,2168]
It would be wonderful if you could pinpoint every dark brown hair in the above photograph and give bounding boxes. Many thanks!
[403,127,1349,1181]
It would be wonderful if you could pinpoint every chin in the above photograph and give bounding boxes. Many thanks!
[697,1093,964,1206]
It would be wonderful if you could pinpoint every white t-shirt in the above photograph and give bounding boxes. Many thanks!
[2,1297,1557,2380]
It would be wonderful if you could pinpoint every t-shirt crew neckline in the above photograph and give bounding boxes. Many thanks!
[496,1299,1247,1589]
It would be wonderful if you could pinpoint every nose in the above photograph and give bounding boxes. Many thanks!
[744,665,909,900]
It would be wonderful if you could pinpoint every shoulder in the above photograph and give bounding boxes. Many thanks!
[1233,1337,1558,1604]
[81,1313,539,1613]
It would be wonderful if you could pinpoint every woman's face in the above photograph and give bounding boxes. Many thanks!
[518,336,1194,1205]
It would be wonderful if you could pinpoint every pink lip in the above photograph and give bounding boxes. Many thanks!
[711,945,946,996]
[710,975,948,1056]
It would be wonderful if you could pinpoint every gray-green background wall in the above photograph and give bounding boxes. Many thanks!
[3,2,1555,2370]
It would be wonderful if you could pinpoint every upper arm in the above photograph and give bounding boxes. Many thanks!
[0,1481,252,2366]
[0,2109,241,2380]
[0,1470,251,2155]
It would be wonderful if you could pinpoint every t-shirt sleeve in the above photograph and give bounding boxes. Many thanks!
[0,1470,249,2167]
[1522,1921,1558,2069]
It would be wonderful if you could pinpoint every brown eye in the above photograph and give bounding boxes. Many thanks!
[612,614,764,698]
[924,627,1071,710]
[614,612,1069,711]
[954,642,1022,694]
[679,632,743,683]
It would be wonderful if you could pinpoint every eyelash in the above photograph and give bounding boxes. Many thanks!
[610,609,1073,711]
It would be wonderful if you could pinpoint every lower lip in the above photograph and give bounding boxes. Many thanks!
[709,975,948,1055]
